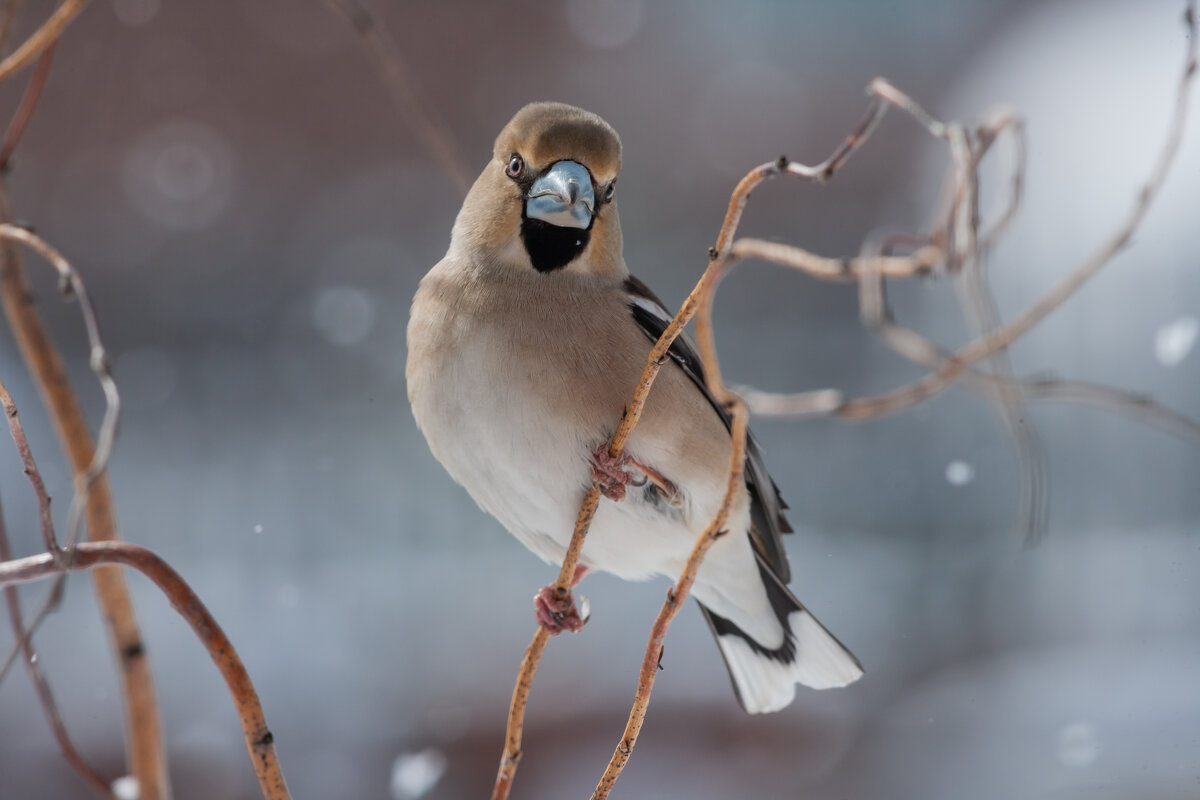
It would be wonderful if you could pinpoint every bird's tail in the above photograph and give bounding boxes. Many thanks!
[698,557,863,714]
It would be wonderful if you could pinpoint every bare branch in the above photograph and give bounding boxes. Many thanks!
[894,4,1197,401]
[0,542,292,800]
[0,380,58,555]
[0,222,121,551]
[0,0,23,59]
[0,192,169,799]
[729,237,942,281]
[489,628,549,800]
[591,405,748,799]
[0,40,56,171]
[0,495,116,799]
[322,0,472,195]
[1024,378,1200,446]
[491,488,600,798]
[0,0,87,83]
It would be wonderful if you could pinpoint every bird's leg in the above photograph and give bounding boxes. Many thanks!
[625,456,683,509]
[533,566,590,635]
[589,443,645,501]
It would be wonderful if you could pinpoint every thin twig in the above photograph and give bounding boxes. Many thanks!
[489,628,548,800]
[0,541,291,800]
[849,7,1198,413]
[591,406,747,799]
[849,80,1050,542]
[0,40,56,171]
[1023,378,1200,445]
[729,237,942,281]
[491,488,599,798]
[975,109,1026,249]
[0,379,57,555]
[0,0,23,56]
[0,222,121,547]
[0,495,116,799]
[322,0,472,195]
[0,191,170,800]
[0,0,87,83]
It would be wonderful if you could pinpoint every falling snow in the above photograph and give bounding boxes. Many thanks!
[112,776,139,800]
[945,460,975,486]
[390,748,448,800]
[1154,316,1198,366]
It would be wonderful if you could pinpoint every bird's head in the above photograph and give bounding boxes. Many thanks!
[451,102,624,279]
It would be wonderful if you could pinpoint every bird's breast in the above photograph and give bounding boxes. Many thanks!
[407,268,637,557]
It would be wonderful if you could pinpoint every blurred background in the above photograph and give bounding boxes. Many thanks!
[0,0,1197,797]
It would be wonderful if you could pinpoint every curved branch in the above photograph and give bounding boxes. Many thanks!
[0,0,88,84]
[0,498,115,799]
[0,542,291,800]
[322,0,472,195]
[0,191,168,800]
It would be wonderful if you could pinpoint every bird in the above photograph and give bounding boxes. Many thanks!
[406,102,863,713]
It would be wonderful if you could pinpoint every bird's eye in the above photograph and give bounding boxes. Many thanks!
[506,154,524,178]
[604,182,616,202]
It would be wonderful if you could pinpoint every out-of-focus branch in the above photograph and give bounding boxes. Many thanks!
[0,0,23,55]
[1023,378,1200,445]
[0,0,87,83]
[0,193,170,800]
[839,6,1197,420]
[323,0,472,195]
[0,41,55,171]
[0,490,115,799]
[730,6,1199,483]
[0,541,292,800]
[0,381,55,554]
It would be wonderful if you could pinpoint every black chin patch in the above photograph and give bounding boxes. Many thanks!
[520,217,591,273]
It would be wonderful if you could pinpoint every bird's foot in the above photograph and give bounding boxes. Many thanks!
[589,444,644,501]
[534,584,589,635]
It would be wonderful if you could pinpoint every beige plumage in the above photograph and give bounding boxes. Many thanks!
[407,102,862,713]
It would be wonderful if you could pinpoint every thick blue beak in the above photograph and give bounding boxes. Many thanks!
[525,160,595,229]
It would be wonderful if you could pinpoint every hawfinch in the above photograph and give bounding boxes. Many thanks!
[406,102,863,713]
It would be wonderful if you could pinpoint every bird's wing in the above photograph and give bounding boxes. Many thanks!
[623,274,794,582]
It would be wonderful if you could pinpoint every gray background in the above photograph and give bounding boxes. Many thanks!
[0,0,1197,797]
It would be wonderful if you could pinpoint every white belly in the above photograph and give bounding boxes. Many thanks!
[410,322,709,580]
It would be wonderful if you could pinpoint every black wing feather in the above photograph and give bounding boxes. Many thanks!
[623,274,794,583]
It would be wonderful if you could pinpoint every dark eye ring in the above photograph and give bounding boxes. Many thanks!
[604,182,616,202]
[506,154,524,178]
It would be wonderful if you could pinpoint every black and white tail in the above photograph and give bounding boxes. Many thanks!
[699,558,863,714]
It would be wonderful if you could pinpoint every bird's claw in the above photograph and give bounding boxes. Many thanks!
[589,444,643,502]
[534,585,589,635]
